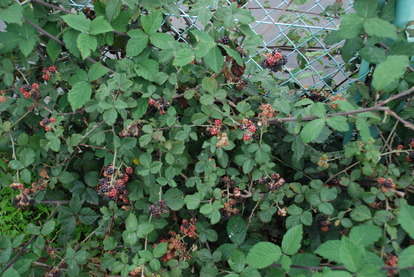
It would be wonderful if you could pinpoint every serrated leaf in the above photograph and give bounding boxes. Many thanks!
[339,237,366,272]
[349,225,382,246]
[88,62,109,81]
[354,0,378,18]
[399,245,414,269]
[282,224,303,255]
[141,10,162,35]
[315,240,341,263]
[373,55,409,90]
[0,3,23,24]
[350,205,372,222]
[226,216,247,245]
[41,221,56,235]
[62,13,91,33]
[203,46,224,73]
[106,0,122,22]
[246,242,282,269]
[153,243,167,258]
[46,39,62,62]
[358,46,386,64]
[68,81,92,110]
[90,16,113,35]
[126,29,148,57]
[364,17,397,40]
[77,33,97,59]
[134,59,158,82]
[136,222,154,238]
[163,188,184,211]
[311,103,326,119]
[103,108,118,125]
[326,116,349,132]
[173,48,195,66]
[398,204,414,239]
[301,119,325,143]
[337,13,365,39]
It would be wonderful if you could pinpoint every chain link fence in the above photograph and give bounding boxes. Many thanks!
[70,0,360,95]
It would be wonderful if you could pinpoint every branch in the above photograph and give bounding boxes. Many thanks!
[24,18,115,74]
[268,106,389,124]
[1,205,61,274]
[271,263,414,272]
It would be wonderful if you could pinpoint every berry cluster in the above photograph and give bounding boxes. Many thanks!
[206,119,225,137]
[157,231,191,262]
[216,132,230,148]
[13,193,35,209]
[329,94,347,109]
[385,255,398,275]
[218,35,230,45]
[19,83,40,99]
[406,152,414,163]
[180,218,197,238]
[318,214,331,232]
[82,7,96,20]
[303,91,329,102]
[240,118,257,142]
[221,176,237,187]
[0,90,6,103]
[409,138,414,148]
[221,198,240,220]
[97,164,132,203]
[235,79,247,91]
[148,200,169,219]
[277,207,288,217]
[317,154,329,169]
[42,65,57,81]
[39,117,56,132]
[258,103,276,126]
[377,177,396,192]
[119,122,141,137]
[261,49,288,72]
[10,179,48,209]
[148,97,170,115]
[258,173,286,192]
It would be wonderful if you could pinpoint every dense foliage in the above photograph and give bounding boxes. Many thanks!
[1,0,414,276]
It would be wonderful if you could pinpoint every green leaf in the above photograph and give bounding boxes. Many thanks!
[2,268,20,277]
[62,13,91,33]
[184,193,201,210]
[364,17,397,39]
[46,40,62,62]
[202,77,218,93]
[356,117,371,141]
[126,30,148,57]
[106,0,122,22]
[90,16,113,35]
[0,3,23,24]
[68,81,92,110]
[342,37,364,62]
[153,243,167,258]
[315,240,341,263]
[350,205,372,222]
[88,62,109,81]
[358,46,386,64]
[136,222,154,238]
[226,216,247,245]
[398,204,414,239]
[373,55,409,90]
[63,29,81,57]
[203,46,224,73]
[141,10,162,35]
[337,13,365,39]
[311,103,326,119]
[326,116,349,132]
[103,108,118,125]
[301,119,325,143]
[354,0,378,18]
[246,242,282,269]
[338,237,366,272]
[135,59,158,82]
[79,207,98,224]
[27,223,41,235]
[173,48,195,66]
[282,224,303,255]
[163,188,184,211]
[125,213,138,231]
[77,33,97,59]
[399,245,414,269]
[41,221,56,236]
[349,225,381,246]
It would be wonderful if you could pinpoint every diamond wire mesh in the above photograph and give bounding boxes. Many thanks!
[70,0,363,96]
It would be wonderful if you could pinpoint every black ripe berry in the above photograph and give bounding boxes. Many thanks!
[218,36,230,45]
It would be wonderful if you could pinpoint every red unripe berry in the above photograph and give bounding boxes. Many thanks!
[248,125,257,133]
[44,126,51,132]
[208,127,219,136]
[126,167,133,175]
[48,65,57,73]
[31,83,39,90]
[214,119,222,126]
[243,133,251,141]
[159,110,166,115]
[274,52,283,60]
[377,177,386,184]
[109,188,118,197]
[23,92,31,98]
[42,68,49,74]
[40,121,45,127]
[49,117,56,123]
[321,226,329,232]
[0,96,6,103]
[148,98,156,106]
[123,175,129,182]
[397,145,404,150]
[42,74,50,81]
